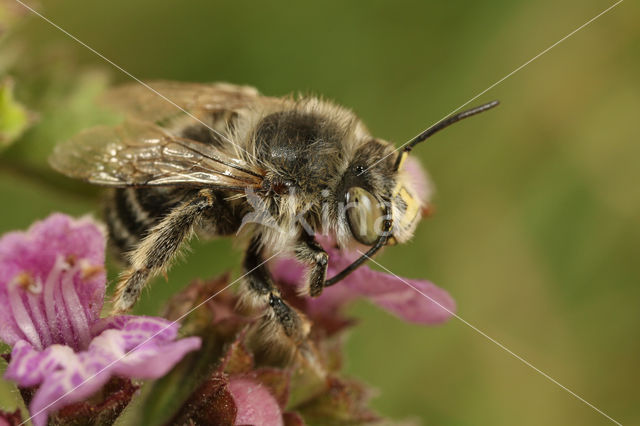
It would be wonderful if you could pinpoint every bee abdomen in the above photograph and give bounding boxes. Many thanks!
[104,196,139,264]
[104,187,182,263]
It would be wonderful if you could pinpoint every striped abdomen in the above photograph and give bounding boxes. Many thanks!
[104,187,189,263]
[105,186,244,264]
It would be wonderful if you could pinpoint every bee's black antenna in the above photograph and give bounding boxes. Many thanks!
[393,100,500,171]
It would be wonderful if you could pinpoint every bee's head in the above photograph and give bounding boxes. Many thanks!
[327,100,498,285]
[340,139,429,247]
[340,100,499,249]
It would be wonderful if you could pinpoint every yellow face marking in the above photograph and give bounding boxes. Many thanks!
[393,182,421,231]
[391,153,422,233]
[395,151,408,171]
[398,186,420,228]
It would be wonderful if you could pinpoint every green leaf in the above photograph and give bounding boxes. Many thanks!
[2,69,117,170]
[0,349,29,425]
[0,78,31,150]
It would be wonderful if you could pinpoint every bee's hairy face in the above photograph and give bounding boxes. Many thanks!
[336,137,425,247]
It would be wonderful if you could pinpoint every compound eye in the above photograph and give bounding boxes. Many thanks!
[345,187,385,245]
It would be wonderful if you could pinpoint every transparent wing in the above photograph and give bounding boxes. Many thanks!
[101,81,261,126]
[49,120,264,189]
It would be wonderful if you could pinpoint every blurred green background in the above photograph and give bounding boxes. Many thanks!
[0,0,638,424]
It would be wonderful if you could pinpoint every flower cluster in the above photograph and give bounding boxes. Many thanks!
[154,275,382,425]
[1,207,455,425]
[0,214,201,426]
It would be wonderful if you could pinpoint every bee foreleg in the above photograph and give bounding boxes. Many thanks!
[111,189,215,313]
[294,235,328,297]
[242,237,310,345]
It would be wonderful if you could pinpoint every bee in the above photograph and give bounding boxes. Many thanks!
[50,81,498,346]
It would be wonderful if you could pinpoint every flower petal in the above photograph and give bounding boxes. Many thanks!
[228,377,283,426]
[355,269,456,324]
[0,214,106,349]
[90,316,202,379]
[4,340,76,388]
[403,155,434,206]
[272,236,455,325]
[3,341,105,426]
[4,317,200,426]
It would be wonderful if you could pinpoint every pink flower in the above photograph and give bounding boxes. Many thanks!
[0,214,201,426]
[228,377,284,426]
[272,239,456,326]
[403,155,434,207]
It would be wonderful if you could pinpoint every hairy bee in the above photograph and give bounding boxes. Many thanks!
[50,81,497,345]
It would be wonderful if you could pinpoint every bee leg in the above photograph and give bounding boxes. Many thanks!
[294,235,328,297]
[243,237,310,345]
[112,189,214,313]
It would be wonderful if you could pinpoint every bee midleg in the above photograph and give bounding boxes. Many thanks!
[294,235,328,298]
[242,237,310,345]
[112,189,215,313]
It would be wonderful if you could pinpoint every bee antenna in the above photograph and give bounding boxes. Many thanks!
[393,100,500,171]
